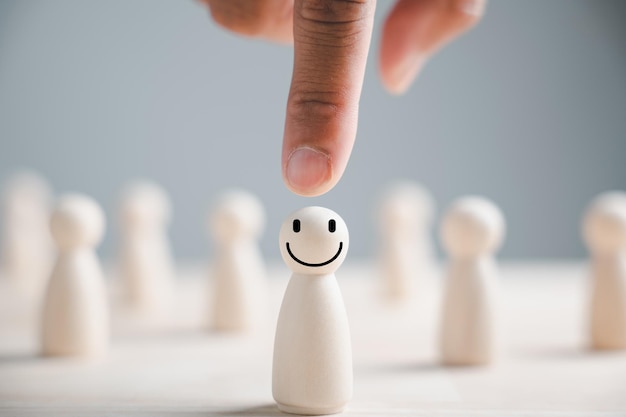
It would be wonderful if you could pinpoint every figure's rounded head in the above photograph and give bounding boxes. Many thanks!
[379,181,434,236]
[441,196,505,258]
[279,206,349,275]
[591,191,626,208]
[50,194,105,251]
[4,170,52,203]
[583,192,626,254]
[120,180,171,231]
[210,190,265,242]
[3,170,52,219]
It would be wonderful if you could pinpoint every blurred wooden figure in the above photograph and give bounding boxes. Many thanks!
[41,194,109,357]
[439,196,505,366]
[583,191,626,350]
[209,190,267,332]
[119,180,175,317]
[378,181,435,302]
[1,170,53,294]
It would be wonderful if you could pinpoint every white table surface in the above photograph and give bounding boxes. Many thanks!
[0,261,625,416]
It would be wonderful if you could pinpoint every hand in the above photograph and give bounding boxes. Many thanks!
[201,0,486,196]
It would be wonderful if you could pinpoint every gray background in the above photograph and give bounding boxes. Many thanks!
[0,0,625,260]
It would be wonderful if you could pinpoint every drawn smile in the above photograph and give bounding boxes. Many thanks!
[286,242,343,267]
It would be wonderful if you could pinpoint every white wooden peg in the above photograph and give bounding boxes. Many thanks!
[378,181,435,301]
[273,206,352,415]
[1,170,53,294]
[118,180,175,317]
[439,196,505,366]
[209,190,267,332]
[41,194,109,357]
[583,191,626,350]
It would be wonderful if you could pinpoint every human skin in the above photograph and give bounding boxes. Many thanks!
[200,0,486,196]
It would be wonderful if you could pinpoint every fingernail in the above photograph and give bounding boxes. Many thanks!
[286,147,331,194]
[387,52,425,95]
[456,0,487,17]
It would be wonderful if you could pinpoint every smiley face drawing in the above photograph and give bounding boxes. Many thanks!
[279,206,349,275]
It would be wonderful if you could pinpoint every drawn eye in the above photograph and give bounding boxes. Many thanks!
[293,219,301,233]
[328,219,336,233]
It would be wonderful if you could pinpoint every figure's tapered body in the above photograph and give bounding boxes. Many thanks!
[213,239,266,330]
[583,192,626,350]
[440,257,497,365]
[381,239,429,300]
[589,255,626,349]
[121,231,173,314]
[42,248,109,356]
[273,273,352,415]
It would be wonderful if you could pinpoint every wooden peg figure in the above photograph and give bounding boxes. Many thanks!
[209,190,267,331]
[1,171,53,294]
[583,191,626,350]
[379,181,435,301]
[119,180,175,316]
[41,194,109,357]
[439,196,505,366]
[273,206,352,415]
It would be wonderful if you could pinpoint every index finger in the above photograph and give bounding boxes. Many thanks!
[282,0,376,196]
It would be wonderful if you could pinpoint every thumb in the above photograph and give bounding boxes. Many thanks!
[282,0,376,196]
[380,0,486,95]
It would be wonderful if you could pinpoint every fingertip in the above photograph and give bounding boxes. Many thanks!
[283,146,334,197]
[204,0,294,43]
[282,106,356,196]
[378,0,431,96]
[380,52,426,96]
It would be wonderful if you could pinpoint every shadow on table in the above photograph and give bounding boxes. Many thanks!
[356,360,443,376]
[514,345,621,361]
[210,404,283,416]
[136,404,281,417]
[0,351,40,365]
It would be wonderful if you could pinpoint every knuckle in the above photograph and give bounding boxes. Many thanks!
[297,0,373,27]
[298,0,370,24]
[287,89,348,127]
[295,0,373,47]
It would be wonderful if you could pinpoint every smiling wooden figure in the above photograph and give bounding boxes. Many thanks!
[273,206,352,415]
